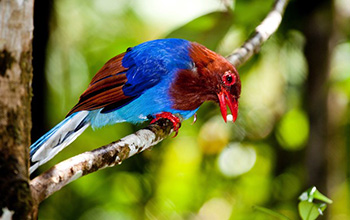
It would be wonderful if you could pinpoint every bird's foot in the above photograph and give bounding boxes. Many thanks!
[150,112,181,137]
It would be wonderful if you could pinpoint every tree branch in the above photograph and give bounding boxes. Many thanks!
[30,0,289,205]
[31,118,176,204]
[226,0,289,67]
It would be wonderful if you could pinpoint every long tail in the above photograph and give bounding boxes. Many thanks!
[30,111,90,174]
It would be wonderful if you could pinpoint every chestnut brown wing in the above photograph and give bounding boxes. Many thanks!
[67,53,133,116]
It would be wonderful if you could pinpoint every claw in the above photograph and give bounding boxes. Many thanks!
[191,113,197,125]
[150,112,181,137]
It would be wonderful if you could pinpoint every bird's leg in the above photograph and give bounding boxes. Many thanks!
[150,112,181,137]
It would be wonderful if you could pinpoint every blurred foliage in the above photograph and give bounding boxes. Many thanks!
[33,0,350,219]
[276,108,309,150]
[166,11,233,50]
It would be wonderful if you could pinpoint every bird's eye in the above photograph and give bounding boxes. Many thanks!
[222,71,236,86]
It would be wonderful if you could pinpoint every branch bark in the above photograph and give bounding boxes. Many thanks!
[0,0,34,219]
[29,0,290,206]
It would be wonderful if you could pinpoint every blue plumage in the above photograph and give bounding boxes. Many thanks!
[122,39,193,97]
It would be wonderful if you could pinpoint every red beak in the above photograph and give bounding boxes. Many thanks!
[217,88,238,123]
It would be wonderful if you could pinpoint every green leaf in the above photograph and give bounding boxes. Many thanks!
[298,201,322,220]
[299,187,333,204]
[313,189,333,204]
[316,203,327,215]
[253,206,291,220]
[165,11,233,50]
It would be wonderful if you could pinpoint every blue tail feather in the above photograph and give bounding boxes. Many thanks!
[30,115,75,158]
[30,111,90,174]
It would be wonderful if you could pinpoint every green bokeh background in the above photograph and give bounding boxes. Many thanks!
[32,0,350,219]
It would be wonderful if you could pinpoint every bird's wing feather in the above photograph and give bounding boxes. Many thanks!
[121,39,193,97]
[67,49,169,116]
[67,53,132,116]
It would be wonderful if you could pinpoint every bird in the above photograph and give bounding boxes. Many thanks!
[29,38,241,174]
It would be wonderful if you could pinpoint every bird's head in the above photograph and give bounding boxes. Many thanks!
[170,42,241,122]
[215,68,241,122]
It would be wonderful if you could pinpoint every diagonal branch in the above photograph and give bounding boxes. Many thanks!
[30,0,290,205]
[30,118,176,204]
[226,0,289,67]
